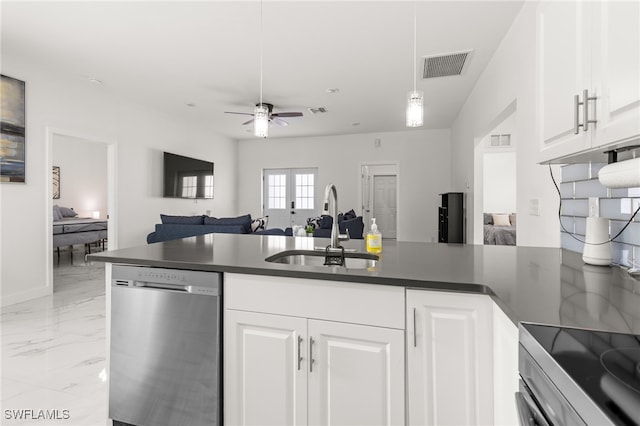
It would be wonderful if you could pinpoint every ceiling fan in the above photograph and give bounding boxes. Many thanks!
[225,103,303,127]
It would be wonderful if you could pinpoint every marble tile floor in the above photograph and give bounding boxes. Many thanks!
[1,251,108,425]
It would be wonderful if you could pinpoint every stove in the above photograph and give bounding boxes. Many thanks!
[518,322,640,426]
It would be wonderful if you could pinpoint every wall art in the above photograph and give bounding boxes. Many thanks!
[52,166,60,199]
[0,75,26,183]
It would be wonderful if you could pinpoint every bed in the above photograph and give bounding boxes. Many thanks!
[53,206,107,254]
[483,213,516,246]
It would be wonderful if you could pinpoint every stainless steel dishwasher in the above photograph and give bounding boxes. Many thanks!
[110,265,221,426]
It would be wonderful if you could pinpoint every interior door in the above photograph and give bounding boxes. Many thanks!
[361,164,398,239]
[264,168,317,230]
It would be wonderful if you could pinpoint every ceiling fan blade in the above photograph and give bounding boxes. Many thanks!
[225,111,254,116]
[272,112,303,118]
[271,117,289,127]
[242,118,255,126]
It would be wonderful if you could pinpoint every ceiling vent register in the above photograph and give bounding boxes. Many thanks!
[422,50,472,79]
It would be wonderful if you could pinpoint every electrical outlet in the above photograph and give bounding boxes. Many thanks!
[374,138,381,148]
[588,197,599,217]
[529,198,540,216]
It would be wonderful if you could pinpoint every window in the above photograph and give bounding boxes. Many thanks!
[295,173,314,210]
[267,174,287,209]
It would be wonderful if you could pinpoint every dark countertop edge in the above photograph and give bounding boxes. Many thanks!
[89,253,518,322]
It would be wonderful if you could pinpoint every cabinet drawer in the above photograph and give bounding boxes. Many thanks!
[224,273,405,329]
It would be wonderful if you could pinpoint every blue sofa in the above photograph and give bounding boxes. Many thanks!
[146,214,285,243]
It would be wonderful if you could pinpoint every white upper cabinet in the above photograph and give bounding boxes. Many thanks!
[537,1,640,163]
[591,0,640,148]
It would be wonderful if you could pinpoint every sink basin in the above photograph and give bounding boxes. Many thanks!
[265,250,379,269]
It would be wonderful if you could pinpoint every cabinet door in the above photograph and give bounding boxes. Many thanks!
[537,1,592,162]
[224,310,307,426]
[407,290,493,426]
[591,0,640,147]
[307,319,405,426]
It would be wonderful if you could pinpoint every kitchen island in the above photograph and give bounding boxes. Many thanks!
[89,233,640,334]
[89,233,640,426]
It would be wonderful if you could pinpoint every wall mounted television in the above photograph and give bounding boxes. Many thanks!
[163,152,214,199]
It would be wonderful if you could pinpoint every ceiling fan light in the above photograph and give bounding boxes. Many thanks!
[254,104,269,138]
[406,90,424,127]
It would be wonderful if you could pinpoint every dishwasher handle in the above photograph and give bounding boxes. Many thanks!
[112,279,218,296]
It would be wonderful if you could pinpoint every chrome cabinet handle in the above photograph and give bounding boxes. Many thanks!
[309,337,315,373]
[297,335,303,371]
[583,89,597,132]
[574,94,581,135]
[413,308,417,347]
[574,90,597,134]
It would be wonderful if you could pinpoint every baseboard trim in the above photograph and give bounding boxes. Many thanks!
[1,285,51,307]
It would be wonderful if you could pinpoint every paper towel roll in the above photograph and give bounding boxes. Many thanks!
[598,158,640,188]
[582,217,612,266]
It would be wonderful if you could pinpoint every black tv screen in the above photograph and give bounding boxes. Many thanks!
[163,152,214,199]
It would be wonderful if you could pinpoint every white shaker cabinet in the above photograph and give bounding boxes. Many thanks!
[406,290,494,426]
[537,1,640,163]
[224,310,308,426]
[537,0,592,163]
[223,273,405,426]
[590,1,640,149]
[307,319,404,426]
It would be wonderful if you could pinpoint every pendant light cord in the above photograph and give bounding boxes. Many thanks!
[259,0,263,107]
[412,1,417,92]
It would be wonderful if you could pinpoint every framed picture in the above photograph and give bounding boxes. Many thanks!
[0,75,26,183]
[52,166,60,199]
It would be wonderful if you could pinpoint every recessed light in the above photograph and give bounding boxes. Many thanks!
[326,88,339,94]
[351,122,360,126]
[186,103,196,107]
[88,78,103,85]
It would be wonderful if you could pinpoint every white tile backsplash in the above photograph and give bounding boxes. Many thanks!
[560,162,639,260]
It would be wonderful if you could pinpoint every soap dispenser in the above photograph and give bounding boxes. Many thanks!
[366,218,382,254]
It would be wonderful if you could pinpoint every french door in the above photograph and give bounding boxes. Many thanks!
[263,168,318,229]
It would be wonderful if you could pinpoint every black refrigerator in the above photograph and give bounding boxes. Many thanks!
[438,192,463,243]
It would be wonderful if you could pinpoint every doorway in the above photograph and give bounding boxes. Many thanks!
[361,164,398,239]
[473,105,517,245]
[46,127,117,293]
[263,168,318,229]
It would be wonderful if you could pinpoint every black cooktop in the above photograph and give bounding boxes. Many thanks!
[524,323,640,425]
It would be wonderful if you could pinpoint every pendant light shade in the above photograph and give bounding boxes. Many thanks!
[406,2,423,128]
[254,104,269,138]
[406,90,424,127]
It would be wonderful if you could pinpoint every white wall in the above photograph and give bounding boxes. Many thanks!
[0,53,238,306]
[483,152,516,213]
[451,1,560,248]
[237,129,451,243]
[53,135,108,219]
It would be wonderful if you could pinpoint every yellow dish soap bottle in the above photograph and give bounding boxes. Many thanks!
[366,218,382,254]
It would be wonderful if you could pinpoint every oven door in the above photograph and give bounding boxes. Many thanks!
[516,380,550,426]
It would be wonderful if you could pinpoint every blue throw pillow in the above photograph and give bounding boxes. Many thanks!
[204,214,252,233]
[160,214,205,225]
[318,215,333,229]
[343,209,357,220]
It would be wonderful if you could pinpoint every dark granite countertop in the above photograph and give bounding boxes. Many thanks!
[88,233,640,334]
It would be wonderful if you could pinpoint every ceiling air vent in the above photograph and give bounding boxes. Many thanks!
[422,50,472,79]
[489,134,511,148]
[307,107,328,114]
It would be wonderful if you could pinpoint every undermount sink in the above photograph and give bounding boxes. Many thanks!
[265,250,379,269]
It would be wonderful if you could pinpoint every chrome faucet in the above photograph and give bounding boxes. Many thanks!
[322,183,349,249]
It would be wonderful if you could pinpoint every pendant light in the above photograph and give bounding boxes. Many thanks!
[406,1,423,127]
[254,0,269,138]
